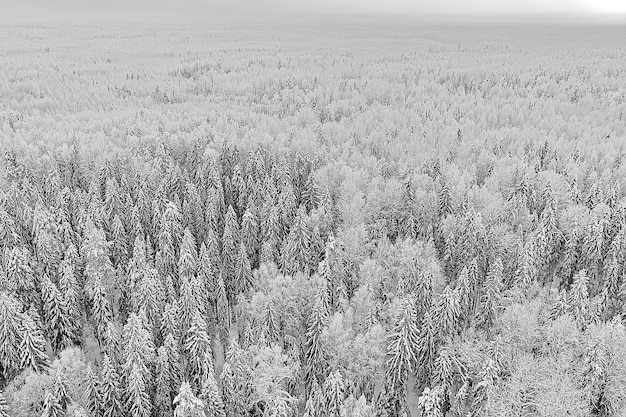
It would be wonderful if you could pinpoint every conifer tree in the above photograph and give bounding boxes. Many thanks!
[53,371,71,412]
[235,242,253,296]
[304,293,327,396]
[241,206,260,267]
[477,258,504,330]
[84,365,101,417]
[281,205,311,275]
[262,300,280,346]
[82,224,116,297]
[570,270,591,329]
[18,312,50,374]
[41,391,64,417]
[40,275,76,352]
[222,206,240,303]
[200,370,226,417]
[173,381,205,417]
[199,242,219,319]
[123,313,155,417]
[0,390,9,417]
[386,297,420,391]
[185,313,213,390]
[179,228,198,279]
[156,334,183,417]
[324,370,346,417]
[100,354,123,417]
[90,277,114,348]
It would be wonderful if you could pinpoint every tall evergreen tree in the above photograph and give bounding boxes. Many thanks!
[281,205,311,275]
[85,365,101,417]
[41,391,64,417]
[122,313,155,417]
[235,242,253,296]
[18,312,50,374]
[156,334,183,417]
[222,206,240,303]
[173,381,206,417]
[40,274,76,352]
[304,293,327,396]
[386,297,420,393]
[184,313,213,390]
[100,354,123,417]
[199,370,226,417]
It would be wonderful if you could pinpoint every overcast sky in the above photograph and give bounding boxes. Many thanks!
[3,0,626,24]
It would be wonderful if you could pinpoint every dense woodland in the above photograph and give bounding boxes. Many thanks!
[1,23,626,417]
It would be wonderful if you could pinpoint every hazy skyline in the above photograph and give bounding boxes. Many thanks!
[3,0,626,24]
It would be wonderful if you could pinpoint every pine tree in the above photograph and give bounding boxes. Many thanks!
[179,275,201,337]
[235,242,253,296]
[4,246,36,306]
[156,334,183,417]
[173,381,206,417]
[84,365,101,417]
[281,205,311,275]
[185,313,214,390]
[53,371,71,412]
[222,206,240,303]
[220,362,248,417]
[90,277,113,348]
[324,370,346,417]
[82,224,116,297]
[19,312,50,374]
[100,354,123,417]
[41,391,64,417]
[199,242,219,320]
[179,228,198,279]
[0,390,9,417]
[570,270,591,329]
[477,258,504,330]
[304,293,327,396]
[386,297,420,390]
[0,292,22,381]
[110,215,128,267]
[59,258,81,341]
[123,314,155,417]
[40,274,76,352]
[241,206,260,267]
[131,268,165,335]
[262,300,280,346]
[200,370,226,417]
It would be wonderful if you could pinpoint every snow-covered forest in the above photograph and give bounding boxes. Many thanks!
[1,22,626,417]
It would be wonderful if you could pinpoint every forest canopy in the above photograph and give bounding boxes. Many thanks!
[0,22,626,417]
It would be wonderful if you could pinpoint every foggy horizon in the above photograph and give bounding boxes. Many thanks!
[4,0,626,25]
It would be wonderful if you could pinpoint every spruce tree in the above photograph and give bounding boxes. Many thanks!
[386,297,420,390]
[123,313,155,417]
[0,390,9,417]
[84,365,101,417]
[222,206,240,303]
[100,354,123,417]
[173,381,206,417]
[18,312,50,374]
[281,205,310,275]
[304,293,327,396]
[0,293,26,381]
[235,242,253,296]
[41,391,64,417]
[324,370,346,417]
[40,274,75,352]
[156,334,183,417]
[185,313,213,390]
[200,370,226,417]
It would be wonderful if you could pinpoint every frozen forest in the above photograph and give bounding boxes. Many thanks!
[1,16,626,417]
